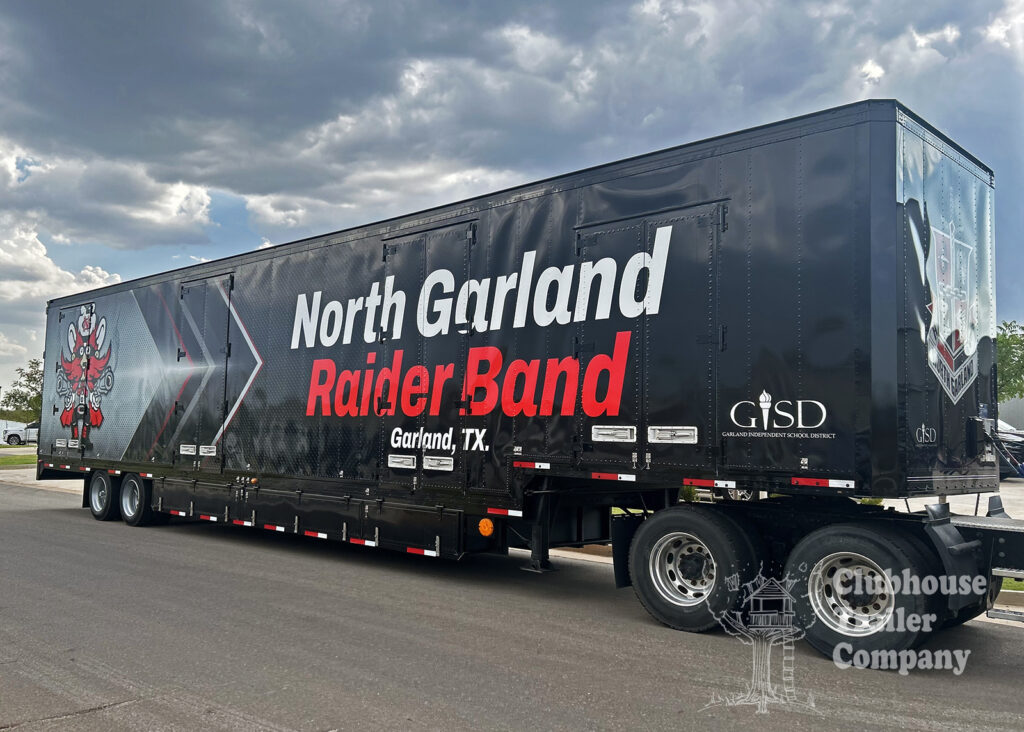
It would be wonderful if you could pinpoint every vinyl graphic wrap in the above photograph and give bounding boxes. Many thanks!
[39,101,998,503]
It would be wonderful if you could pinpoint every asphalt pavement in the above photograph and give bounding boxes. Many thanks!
[1,480,1023,731]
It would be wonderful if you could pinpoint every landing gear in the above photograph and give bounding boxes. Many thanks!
[522,492,555,573]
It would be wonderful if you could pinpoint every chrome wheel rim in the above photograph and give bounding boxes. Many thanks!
[808,552,895,636]
[727,489,754,501]
[649,531,716,607]
[121,479,140,518]
[90,478,107,513]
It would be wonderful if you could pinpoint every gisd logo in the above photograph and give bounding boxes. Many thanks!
[729,390,827,430]
[915,423,937,445]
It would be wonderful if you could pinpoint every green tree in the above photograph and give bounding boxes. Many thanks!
[0,358,43,424]
[997,321,1024,402]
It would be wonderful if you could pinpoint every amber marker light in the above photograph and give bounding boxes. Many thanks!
[478,518,494,537]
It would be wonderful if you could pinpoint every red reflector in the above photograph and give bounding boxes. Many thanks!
[513,460,534,468]
[791,477,830,487]
[407,547,425,555]
[486,508,509,516]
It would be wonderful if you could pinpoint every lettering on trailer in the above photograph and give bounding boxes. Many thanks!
[723,389,836,440]
[295,226,674,420]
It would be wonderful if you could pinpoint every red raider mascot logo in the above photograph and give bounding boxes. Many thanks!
[56,304,114,447]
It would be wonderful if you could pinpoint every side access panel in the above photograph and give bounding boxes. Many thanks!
[642,206,721,470]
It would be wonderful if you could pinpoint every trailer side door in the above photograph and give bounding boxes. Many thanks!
[175,275,232,475]
[641,205,722,471]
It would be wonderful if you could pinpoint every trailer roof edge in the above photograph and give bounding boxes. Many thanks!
[46,99,989,308]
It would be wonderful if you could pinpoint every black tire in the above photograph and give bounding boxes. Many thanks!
[889,528,945,643]
[88,471,120,521]
[7,435,20,445]
[785,523,933,658]
[119,473,155,526]
[629,505,759,632]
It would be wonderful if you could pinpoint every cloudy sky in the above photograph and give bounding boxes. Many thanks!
[0,0,1021,391]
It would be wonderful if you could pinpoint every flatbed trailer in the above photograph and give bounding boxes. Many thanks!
[38,99,1024,656]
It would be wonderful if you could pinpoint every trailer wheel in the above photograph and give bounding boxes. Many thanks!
[88,471,120,521]
[629,505,758,632]
[785,523,933,657]
[716,488,758,501]
[120,474,155,527]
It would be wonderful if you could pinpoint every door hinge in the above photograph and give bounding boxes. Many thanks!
[718,204,729,231]
[574,338,595,358]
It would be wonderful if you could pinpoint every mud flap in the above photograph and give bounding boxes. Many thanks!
[924,502,985,613]
[611,512,645,588]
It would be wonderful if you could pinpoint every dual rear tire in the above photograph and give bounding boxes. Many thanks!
[784,524,935,656]
[629,505,761,632]
[88,472,156,526]
[630,508,941,657]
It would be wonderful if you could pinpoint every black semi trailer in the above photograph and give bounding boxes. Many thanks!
[38,100,1024,657]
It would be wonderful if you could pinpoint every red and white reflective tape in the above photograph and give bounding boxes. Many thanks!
[232,519,254,527]
[486,507,524,518]
[591,472,636,482]
[349,538,377,547]
[78,466,90,472]
[513,460,551,470]
[61,465,71,470]
[791,477,856,489]
[406,547,438,557]
[141,473,155,479]
[199,514,219,522]
[263,523,286,532]
[303,530,328,539]
[107,469,121,475]
[683,478,736,489]
[46,463,54,468]
[169,510,187,517]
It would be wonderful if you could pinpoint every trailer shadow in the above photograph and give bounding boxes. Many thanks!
[49,504,1024,673]
[151,514,640,610]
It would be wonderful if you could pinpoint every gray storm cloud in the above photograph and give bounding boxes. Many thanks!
[0,0,1020,387]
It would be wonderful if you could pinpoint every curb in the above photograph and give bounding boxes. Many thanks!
[998,589,1024,607]
[508,547,613,566]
